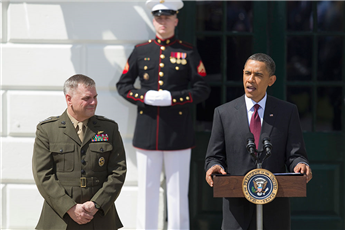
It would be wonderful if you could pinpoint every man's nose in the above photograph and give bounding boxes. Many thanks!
[248,74,255,82]
[90,99,97,105]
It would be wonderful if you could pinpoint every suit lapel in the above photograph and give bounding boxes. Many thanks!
[59,111,81,145]
[83,116,100,147]
[234,95,251,134]
[261,96,276,148]
[58,111,101,146]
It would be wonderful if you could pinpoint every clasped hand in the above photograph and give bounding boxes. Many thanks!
[67,201,98,225]
[144,90,172,106]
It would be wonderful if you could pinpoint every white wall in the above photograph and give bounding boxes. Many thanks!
[0,1,165,229]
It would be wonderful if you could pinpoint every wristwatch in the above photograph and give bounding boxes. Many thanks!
[93,201,100,209]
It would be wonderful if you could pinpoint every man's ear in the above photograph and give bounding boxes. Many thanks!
[66,94,72,106]
[269,75,276,86]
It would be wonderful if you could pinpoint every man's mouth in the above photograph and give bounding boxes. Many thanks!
[246,85,256,92]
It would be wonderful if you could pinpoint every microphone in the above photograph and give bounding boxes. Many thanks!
[246,133,257,158]
[261,133,272,158]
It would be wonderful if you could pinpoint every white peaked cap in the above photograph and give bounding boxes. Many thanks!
[146,0,184,12]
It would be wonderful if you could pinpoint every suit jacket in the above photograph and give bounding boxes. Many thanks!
[205,95,309,230]
[32,110,127,230]
[116,36,210,150]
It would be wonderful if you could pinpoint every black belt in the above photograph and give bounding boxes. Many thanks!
[59,177,100,188]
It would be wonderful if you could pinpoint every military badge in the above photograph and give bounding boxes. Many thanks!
[92,133,109,142]
[99,157,105,167]
[180,52,187,65]
[144,73,149,80]
[197,60,207,77]
[242,168,278,205]
[170,52,186,65]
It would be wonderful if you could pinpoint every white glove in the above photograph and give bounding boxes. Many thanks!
[144,90,172,106]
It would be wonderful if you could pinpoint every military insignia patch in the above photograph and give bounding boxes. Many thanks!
[92,133,109,142]
[99,157,105,167]
[122,61,129,74]
[242,168,278,205]
[197,61,207,77]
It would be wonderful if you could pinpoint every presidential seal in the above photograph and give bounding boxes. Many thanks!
[242,168,278,205]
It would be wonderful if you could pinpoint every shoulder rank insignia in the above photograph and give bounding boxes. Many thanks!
[39,116,59,124]
[92,133,109,142]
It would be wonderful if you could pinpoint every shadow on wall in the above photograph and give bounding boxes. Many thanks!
[60,1,155,165]
[60,2,154,90]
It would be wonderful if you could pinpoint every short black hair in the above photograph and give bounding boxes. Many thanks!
[245,53,276,76]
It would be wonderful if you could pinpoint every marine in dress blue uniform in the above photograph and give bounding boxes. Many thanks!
[117,22,209,151]
[116,1,210,229]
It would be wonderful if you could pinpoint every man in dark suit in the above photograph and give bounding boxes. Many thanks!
[205,53,312,230]
[116,0,210,229]
[32,74,126,230]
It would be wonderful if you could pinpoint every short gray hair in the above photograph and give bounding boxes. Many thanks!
[245,53,276,76]
[63,74,96,95]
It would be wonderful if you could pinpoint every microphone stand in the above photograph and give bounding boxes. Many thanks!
[247,135,272,230]
[252,149,270,230]
[256,153,263,230]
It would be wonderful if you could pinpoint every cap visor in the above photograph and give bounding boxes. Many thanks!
[152,10,176,16]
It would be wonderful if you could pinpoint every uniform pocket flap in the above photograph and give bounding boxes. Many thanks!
[89,142,113,153]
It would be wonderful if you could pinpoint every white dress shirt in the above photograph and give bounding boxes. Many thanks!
[244,93,267,126]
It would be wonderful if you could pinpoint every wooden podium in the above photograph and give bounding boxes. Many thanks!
[213,174,306,198]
